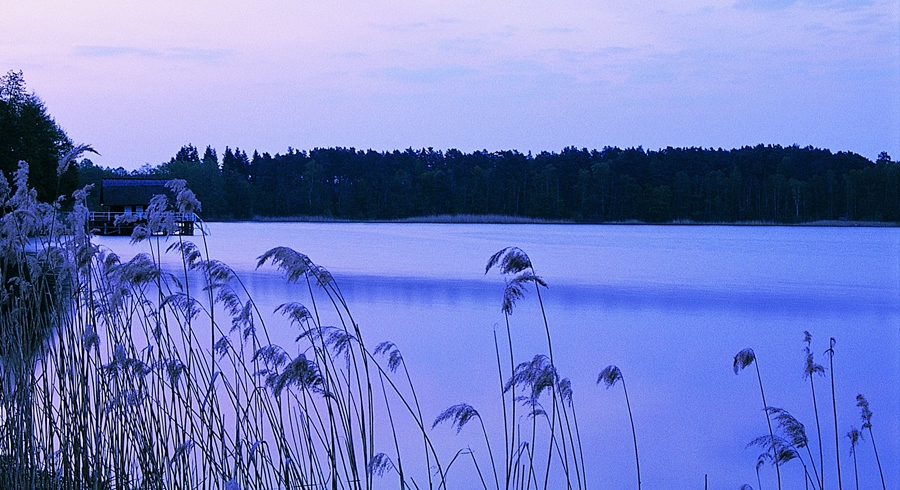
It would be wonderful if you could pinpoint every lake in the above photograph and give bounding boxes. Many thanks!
[95,222,899,489]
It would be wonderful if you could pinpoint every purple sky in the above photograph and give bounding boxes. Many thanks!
[4,0,899,170]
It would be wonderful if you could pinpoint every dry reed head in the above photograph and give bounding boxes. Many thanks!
[733,348,756,374]
[433,403,480,433]
[856,394,873,429]
[766,407,809,449]
[597,365,623,388]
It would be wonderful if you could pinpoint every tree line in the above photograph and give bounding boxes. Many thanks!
[3,70,897,224]
[78,143,899,223]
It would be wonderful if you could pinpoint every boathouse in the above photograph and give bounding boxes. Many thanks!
[89,179,198,236]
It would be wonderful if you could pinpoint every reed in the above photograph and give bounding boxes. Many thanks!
[596,365,641,490]
[735,336,894,490]
[825,338,843,490]
[847,428,860,490]
[433,247,585,490]
[734,348,782,490]
[0,162,447,489]
[749,407,820,490]
[855,395,886,490]
[803,331,825,490]
[1,154,893,490]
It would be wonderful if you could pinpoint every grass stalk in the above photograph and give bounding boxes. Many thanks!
[847,428,859,490]
[597,366,641,490]
[803,332,825,490]
[735,348,782,490]
[855,394,886,490]
[825,338,843,490]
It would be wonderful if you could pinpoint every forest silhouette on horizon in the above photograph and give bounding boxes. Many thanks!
[3,69,897,224]
[78,143,899,224]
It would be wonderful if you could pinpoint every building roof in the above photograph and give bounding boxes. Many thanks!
[100,179,174,207]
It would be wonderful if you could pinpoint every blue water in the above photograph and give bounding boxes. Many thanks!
[96,223,900,489]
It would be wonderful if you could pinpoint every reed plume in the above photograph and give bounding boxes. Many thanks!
[597,365,641,490]
[803,331,826,490]
[735,348,782,490]
[436,247,585,490]
[855,394,886,489]
[825,338,843,490]
[847,428,860,490]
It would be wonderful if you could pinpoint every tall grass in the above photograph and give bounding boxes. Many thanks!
[847,428,860,490]
[734,348,782,490]
[0,161,76,488]
[433,247,585,490]
[596,365,641,490]
[825,338,843,490]
[855,395,886,490]
[736,335,890,490]
[0,161,447,489]
[803,331,825,490]
[0,155,893,490]
[0,163,589,490]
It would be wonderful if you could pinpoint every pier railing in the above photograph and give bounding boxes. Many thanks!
[87,211,202,236]
[88,211,198,223]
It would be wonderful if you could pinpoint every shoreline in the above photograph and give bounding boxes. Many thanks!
[213,214,900,227]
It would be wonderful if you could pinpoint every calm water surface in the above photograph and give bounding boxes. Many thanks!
[97,223,900,489]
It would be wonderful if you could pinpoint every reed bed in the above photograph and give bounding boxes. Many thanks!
[733,335,888,490]
[0,160,446,489]
[0,160,601,489]
[0,154,891,489]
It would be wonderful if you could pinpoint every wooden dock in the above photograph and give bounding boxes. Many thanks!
[88,212,199,236]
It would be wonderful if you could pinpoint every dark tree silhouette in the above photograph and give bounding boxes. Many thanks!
[78,143,899,223]
[0,70,75,202]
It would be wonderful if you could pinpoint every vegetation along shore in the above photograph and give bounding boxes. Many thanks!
[0,69,894,488]
[224,215,900,226]
[76,144,899,225]
[0,165,891,488]
[3,70,897,225]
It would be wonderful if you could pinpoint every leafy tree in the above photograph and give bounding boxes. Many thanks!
[0,70,75,202]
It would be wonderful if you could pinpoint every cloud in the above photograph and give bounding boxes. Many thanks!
[375,65,479,84]
[164,47,233,62]
[540,26,580,35]
[368,22,431,33]
[75,46,156,58]
[437,37,489,55]
[74,45,233,63]
[734,0,798,9]
[338,51,369,60]
[734,0,875,9]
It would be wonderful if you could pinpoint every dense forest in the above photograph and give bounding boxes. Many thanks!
[2,70,898,224]
[78,144,899,224]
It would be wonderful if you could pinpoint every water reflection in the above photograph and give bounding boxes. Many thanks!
[94,224,900,490]
[244,270,898,315]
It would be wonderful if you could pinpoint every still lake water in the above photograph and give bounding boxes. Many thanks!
[96,223,899,489]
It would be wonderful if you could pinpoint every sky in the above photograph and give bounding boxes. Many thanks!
[3,0,899,170]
